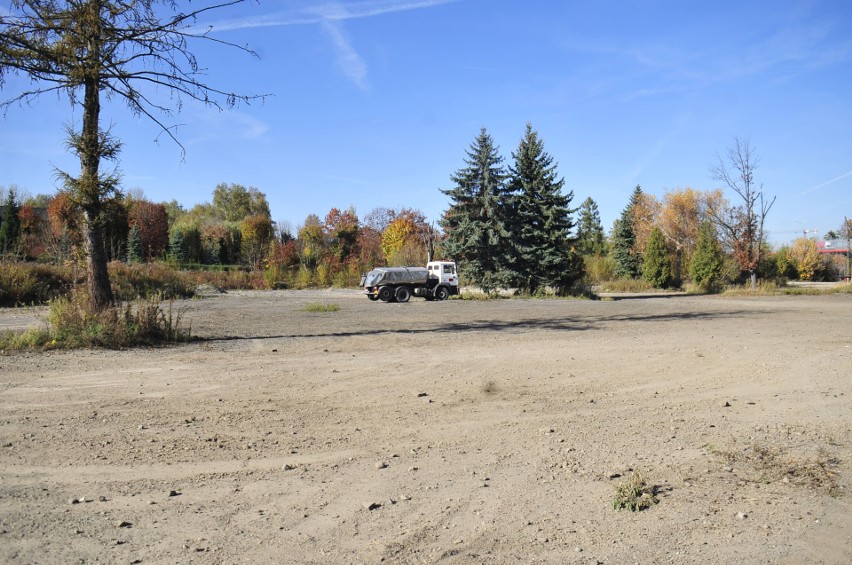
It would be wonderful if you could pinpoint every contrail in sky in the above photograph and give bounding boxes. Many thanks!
[203,0,460,32]
[195,0,460,90]
[798,170,852,195]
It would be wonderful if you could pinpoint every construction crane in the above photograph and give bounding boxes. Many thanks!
[778,228,819,238]
[791,221,819,238]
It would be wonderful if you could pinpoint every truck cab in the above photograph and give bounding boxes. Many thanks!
[427,261,458,288]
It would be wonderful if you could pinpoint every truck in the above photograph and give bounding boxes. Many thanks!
[360,261,459,302]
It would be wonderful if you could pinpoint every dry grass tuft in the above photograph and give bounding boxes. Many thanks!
[713,441,841,495]
[302,302,340,313]
[612,470,659,511]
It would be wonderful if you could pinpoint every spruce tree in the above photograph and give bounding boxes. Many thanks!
[440,128,513,292]
[127,224,142,264]
[0,189,21,255]
[507,123,583,294]
[612,185,642,279]
[169,229,186,263]
[642,227,672,288]
[689,221,724,291]
[576,197,606,256]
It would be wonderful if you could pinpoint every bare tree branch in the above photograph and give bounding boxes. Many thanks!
[709,138,774,288]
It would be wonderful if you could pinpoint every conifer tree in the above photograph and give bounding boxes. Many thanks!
[642,227,672,288]
[169,229,186,263]
[689,221,724,290]
[576,197,606,256]
[507,123,583,294]
[0,189,21,255]
[612,185,643,279]
[127,224,142,264]
[440,128,513,292]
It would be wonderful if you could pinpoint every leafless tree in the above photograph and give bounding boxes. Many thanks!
[1,0,265,309]
[419,221,438,263]
[708,138,775,289]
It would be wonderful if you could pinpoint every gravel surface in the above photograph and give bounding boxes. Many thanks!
[1,290,850,564]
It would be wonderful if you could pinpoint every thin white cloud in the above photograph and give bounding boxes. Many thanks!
[556,9,851,102]
[198,0,459,90]
[320,18,369,90]
[204,0,460,32]
[186,109,271,146]
[3,1,408,93]
[798,170,852,196]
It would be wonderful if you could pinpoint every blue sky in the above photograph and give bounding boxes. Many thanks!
[2,0,851,244]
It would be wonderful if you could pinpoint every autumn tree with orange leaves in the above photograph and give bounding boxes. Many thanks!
[324,207,360,264]
[128,200,169,261]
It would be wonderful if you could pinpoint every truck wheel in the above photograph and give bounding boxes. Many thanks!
[378,286,393,302]
[395,286,411,303]
[367,294,379,301]
[435,286,450,301]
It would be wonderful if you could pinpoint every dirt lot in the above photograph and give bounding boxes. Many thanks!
[1,290,850,564]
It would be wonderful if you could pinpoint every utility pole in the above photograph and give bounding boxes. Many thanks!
[846,216,851,281]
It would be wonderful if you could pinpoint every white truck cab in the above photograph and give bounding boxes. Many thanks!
[427,261,458,288]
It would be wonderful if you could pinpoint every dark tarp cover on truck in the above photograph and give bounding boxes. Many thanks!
[362,267,429,287]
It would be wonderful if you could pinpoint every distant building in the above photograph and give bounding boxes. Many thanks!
[817,239,850,255]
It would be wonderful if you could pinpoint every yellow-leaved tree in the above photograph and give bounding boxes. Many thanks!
[240,214,274,270]
[380,209,429,266]
[656,188,725,283]
[789,237,821,281]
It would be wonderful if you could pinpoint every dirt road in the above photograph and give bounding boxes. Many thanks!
[1,290,850,564]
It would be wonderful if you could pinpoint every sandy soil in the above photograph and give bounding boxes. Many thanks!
[1,290,850,564]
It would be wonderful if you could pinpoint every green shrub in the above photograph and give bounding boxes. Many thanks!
[612,470,658,511]
[583,254,615,284]
[689,222,725,292]
[332,263,362,288]
[109,261,196,300]
[0,328,51,350]
[1,287,193,350]
[263,265,292,289]
[296,268,314,289]
[0,262,73,306]
[641,227,672,288]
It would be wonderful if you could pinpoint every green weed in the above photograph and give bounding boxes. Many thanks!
[302,302,340,313]
[612,470,659,511]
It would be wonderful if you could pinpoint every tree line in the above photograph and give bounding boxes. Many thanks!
[599,139,847,288]
[2,132,847,295]
[0,181,444,288]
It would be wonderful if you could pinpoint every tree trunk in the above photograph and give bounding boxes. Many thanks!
[80,6,114,310]
[674,246,682,285]
[750,270,757,289]
[83,207,114,309]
